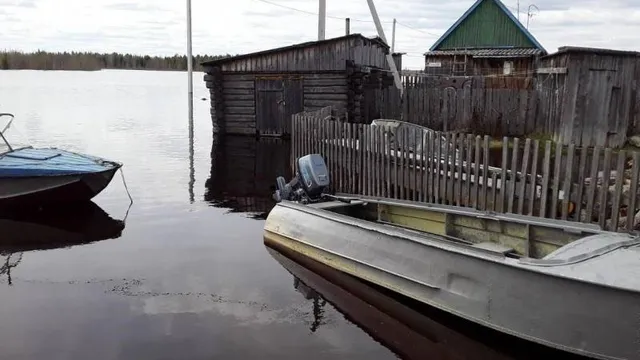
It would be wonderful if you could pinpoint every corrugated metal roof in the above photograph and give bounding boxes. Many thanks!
[425,48,542,58]
[429,0,546,54]
[201,34,389,66]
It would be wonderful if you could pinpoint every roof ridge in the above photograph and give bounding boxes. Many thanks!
[428,0,546,54]
[201,33,389,67]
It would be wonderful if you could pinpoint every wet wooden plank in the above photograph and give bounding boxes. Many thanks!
[411,129,419,201]
[456,132,463,206]
[403,127,409,200]
[527,140,540,216]
[610,151,626,230]
[491,172,498,211]
[473,136,481,209]
[348,123,354,194]
[376,126,381,197]
[599,148,612,229]
[442,133,450,204]
[421,130,428,201]
[627,152,640,231]
[507,138,519,213]
[427,131,435,202]
[574,146,588,221]
[550,144,563,219]
[561,143,575,220]
[385,127,392,198]
[464,134,473,207]
[517,138,531,215]
[499,137,509,212]
[585,145,601,223]
[481,135,490,210]
[434,134,442,203]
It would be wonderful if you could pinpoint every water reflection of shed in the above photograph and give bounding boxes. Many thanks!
[201,34,401,137]
[205,135,291,218]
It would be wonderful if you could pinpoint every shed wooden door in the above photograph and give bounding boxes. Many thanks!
[582,69,618,147]
[255,77,303,136]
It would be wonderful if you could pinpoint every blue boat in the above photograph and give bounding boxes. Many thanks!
[0,112,122,208]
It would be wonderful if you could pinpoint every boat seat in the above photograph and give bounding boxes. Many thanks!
[471,242,515,255]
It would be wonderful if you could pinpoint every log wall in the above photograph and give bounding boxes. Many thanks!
[204,71,351,135]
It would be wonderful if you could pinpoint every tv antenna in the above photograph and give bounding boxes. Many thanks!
[526,4,539,29]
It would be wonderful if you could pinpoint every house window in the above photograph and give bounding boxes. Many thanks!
[503,61,514,75]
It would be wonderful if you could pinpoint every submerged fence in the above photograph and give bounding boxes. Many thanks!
[291,107,640,233]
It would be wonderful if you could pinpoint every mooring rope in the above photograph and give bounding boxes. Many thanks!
[118,167,134,223]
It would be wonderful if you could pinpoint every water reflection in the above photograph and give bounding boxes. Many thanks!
[0,253,22,286]
[266,243,589,360]
[293,277,328,333]
[188,92,195,203]
[205,135,291,219]
[0,201,125,285]
[0,201,125,253]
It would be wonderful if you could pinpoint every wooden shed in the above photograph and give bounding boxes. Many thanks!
[201,34,401,137]
[423,0,546,76]
[537,46,640,147]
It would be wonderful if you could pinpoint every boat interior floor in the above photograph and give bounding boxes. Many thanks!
[307,199,610,261]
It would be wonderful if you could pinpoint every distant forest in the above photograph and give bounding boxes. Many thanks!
[0,51,232,71]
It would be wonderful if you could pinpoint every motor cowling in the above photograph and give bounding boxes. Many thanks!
[273,154,330,203]
[296,154,330,198]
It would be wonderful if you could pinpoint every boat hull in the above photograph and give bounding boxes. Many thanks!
[264,201,640,360]
[0,167,120,208]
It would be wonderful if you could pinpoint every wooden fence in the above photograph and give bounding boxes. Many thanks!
[291,107,640,232]
[365,75,559,139]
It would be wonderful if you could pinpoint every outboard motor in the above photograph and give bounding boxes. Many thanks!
[273,154,330,204]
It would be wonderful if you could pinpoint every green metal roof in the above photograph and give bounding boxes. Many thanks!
[429,0,546,53]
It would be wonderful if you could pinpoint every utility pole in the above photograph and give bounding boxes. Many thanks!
[318,0,326,40]
[391,18,396,53]
[365,0,402,96]
[345,17,350,35]
[517,0,520,21]
[186,0,193,108]
[186,0,194,203]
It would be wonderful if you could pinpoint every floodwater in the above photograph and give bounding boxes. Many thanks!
[0,70,585,360]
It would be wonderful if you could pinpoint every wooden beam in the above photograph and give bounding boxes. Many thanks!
[536,67,567,74]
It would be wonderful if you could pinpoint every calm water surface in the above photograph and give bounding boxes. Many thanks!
[0,70,584,360]
[0,70,396,360]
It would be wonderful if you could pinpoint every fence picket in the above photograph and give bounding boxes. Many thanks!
[585,146,601,223]
[611,151,626,231]
[288,111,638,233]
[561,143,575,221]
[527,139,539,216]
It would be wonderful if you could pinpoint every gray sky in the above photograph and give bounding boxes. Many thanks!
[1,0,639,69]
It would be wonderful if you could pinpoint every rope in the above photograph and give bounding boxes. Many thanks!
[118,167,134,223]
[119,167,133,203]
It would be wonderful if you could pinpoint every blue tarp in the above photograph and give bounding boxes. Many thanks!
[0,148,120,177]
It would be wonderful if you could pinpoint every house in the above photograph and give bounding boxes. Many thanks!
[201,34,403,137]
[424,0,547,76]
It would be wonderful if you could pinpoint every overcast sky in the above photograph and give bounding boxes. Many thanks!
[2,0,639,69]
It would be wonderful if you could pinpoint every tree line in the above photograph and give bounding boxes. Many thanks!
[0,51,232,71]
